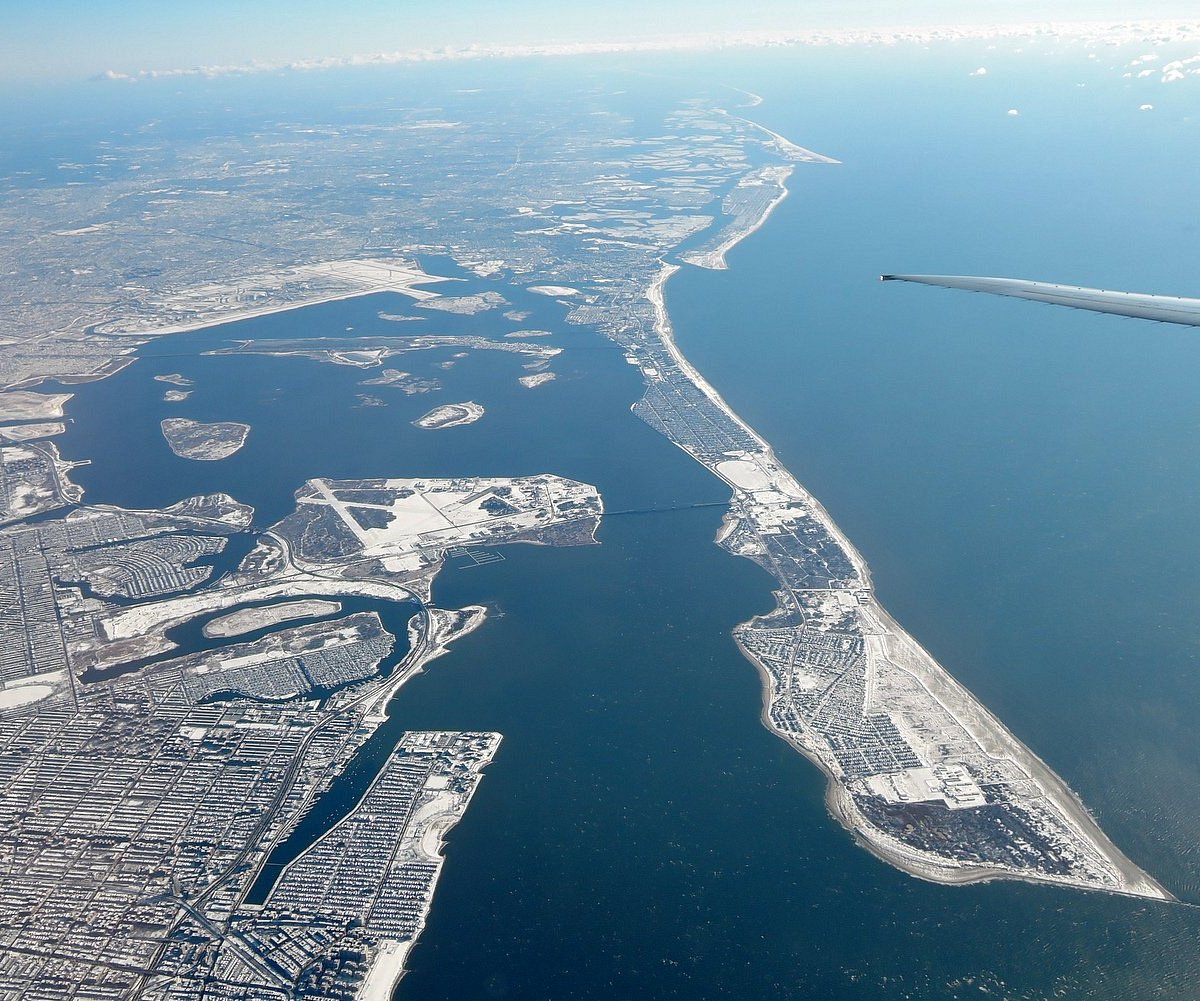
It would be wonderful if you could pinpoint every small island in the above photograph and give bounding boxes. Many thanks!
[416,291,507,315]
[412,402,484,429]
[519,372,556,389]
[161,418,250,461]
[153,373,193,387]
[360,369,441,395]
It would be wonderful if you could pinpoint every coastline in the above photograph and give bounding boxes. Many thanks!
[863,602,1171,898]
[682,166,794,270]
[92,257,452,339]
[646,258,873,590]
[642,141,1171,900]
[96,286,407,339]
[2,85,1180,997]
[218,604,489,992]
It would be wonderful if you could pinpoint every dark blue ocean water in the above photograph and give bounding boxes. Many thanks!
[36,43,1200,999]
[669,43,1200,893]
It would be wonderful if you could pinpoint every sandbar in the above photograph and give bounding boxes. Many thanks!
[413,402,484,429]
[519,372,556,389]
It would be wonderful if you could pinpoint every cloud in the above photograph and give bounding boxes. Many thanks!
[1007,108,1020,116]
[94,19,1200,84]
[1160,54,1200,82]
[1139,103,1154,110]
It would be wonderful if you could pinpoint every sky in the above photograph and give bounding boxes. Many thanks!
[3,0,1198,83]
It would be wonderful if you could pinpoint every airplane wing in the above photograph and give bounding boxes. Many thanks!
[880,274,1200,327]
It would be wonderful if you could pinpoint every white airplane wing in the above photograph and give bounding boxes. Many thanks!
[881,274,1200,326]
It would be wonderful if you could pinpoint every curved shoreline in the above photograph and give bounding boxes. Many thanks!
[641,140,1171,901]
[681,166,794,271]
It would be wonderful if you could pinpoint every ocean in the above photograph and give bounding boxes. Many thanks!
[38,40,1200,998]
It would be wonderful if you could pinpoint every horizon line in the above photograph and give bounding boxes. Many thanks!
[95,17,1200,84]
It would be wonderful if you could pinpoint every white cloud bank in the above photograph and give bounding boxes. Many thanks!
[96,20,1200,84]
[1159,54,1200,82]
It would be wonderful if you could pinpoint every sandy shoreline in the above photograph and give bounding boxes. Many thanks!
[646,261,872,588]
[645,151,1170,899]
[682,166,794,270]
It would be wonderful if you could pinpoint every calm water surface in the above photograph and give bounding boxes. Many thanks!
[53,46,1200,999]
